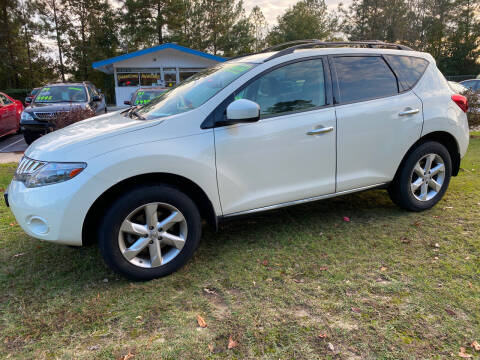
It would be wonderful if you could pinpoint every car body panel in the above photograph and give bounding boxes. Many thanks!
[215,107,336,214]
[0,93,23,137]
[335,91,424,192]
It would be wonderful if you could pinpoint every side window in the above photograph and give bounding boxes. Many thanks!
[333,56,398,104]
[460,80,479,91]
[384,55,429,91]
[0,94,12,105]
[235,58,326,117]
[87,86,96,100]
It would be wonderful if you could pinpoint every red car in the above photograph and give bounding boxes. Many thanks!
[0,92,23,138]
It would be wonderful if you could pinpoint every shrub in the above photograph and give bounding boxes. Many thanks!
[463,89,480,127]
[51,106,95,130]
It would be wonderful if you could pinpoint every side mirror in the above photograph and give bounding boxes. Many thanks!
[97,89,102,93]
[25,97,32,104]
[224,99,260,125]
[124,100,131,105]
[92,95,101,102]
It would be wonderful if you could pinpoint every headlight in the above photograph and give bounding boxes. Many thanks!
[20,111,34,121]
[14,157,86,188]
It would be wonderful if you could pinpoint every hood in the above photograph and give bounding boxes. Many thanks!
[26,110,163,161]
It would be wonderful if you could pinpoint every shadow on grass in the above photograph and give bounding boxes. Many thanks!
[2,188,414,297]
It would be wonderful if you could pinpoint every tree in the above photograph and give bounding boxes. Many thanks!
[249,6,268,52]
[267,0,337,45]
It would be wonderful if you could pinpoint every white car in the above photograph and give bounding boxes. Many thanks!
[5,41,470,280]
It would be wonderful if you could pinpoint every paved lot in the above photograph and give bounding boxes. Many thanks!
[0,134,27,154]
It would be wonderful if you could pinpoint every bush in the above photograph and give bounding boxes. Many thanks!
[51,106,95,130]
[463,89,480,127]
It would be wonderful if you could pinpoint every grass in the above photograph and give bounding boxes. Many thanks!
[1,137,479,360]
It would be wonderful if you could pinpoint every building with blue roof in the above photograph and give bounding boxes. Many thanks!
[92,43,225,106]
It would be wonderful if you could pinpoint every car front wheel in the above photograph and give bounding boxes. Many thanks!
[388,141,452,211]
[98,185,201,281]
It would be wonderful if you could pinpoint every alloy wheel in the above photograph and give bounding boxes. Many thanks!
[118,202,187,268]
[410,153,446,202]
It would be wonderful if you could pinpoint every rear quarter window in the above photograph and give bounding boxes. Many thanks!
[384,55,429,91]
[333,56,398,104]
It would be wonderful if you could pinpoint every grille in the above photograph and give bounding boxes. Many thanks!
[34,111,68,120]
[15,157,46,178]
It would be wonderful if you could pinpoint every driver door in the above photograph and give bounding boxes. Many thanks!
[214,57,337,215]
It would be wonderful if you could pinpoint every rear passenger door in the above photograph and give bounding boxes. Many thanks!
[331,54,427,192]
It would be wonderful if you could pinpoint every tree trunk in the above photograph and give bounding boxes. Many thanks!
[52,0,66,82]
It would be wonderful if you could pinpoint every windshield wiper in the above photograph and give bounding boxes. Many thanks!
[128,107,145,120]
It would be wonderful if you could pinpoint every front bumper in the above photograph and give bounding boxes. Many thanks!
[7,170,106,246]
[20,118,51,132]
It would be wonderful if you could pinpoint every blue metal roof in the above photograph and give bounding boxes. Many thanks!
[92,43,225,70]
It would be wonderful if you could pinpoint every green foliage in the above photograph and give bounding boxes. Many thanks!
[267,0,337,45]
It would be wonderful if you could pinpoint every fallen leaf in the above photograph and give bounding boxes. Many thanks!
[317,333,327,339]
[351,306,361,313]
[293,278,304,283]
[9,222,16,227]
[208,343,214,352]
[103,278,109,283]
[319,266,329,271]
[121,349,135,360]
[262,259,269,266]
[401,237,411,244]
[380,266,387,271]
[227,335,238,349]
[12,253,26,258]
[0,187,5,192]
[444,308,456,316]
[327,342,335,351]
[459,347,473,358]
[471,341,480,351]
[203,287,216,295]
[197,314,207,328]
[412,221,421,227]
[468,282,473,288]
[434,243,440,248]
[343,216,351,222]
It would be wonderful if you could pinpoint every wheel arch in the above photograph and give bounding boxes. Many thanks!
[82,173,218,246]
[395,131,461,181]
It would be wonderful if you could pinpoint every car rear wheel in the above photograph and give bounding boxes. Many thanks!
[388,141,452,211]
[23,129,41,145]
[98,185,202,281]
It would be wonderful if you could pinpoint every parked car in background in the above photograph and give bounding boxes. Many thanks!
[24,87,41,106]
[460,79,480,91]
[20,82,107,144]
[0,92,23,138]
[6,41,470,281]
[124,87,168,106]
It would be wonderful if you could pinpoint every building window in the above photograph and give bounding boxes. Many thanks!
[161,68,175,87]
[140,72,161,86]
[179,68,203,82]
[117,73,140,87]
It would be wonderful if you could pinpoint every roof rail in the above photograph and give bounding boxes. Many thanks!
[262,40,413,62]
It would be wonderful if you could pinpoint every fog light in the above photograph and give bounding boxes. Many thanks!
[27,216,49,235]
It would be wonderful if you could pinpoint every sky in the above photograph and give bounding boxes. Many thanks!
[243,0,348,25]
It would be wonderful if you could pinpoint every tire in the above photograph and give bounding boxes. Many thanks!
[23,129,41,145]
[388,141,452,211]
[98,184,202,281]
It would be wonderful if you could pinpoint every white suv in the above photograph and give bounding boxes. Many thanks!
[5,41,470,280]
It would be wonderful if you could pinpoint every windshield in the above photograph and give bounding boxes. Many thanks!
[136,62,255,120]
[34,86,87,103]
[133,90,167,105]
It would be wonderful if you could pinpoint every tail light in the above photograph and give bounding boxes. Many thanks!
[451,94,468,113]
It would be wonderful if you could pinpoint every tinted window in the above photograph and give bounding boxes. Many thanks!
[460,80,480,91]
[35,86,87,103]
[384,55,429,91]
[235,59,326,117]
[0,94,12,105]
[333,56,398,103]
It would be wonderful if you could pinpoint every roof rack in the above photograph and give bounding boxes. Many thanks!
[261,40,413,62]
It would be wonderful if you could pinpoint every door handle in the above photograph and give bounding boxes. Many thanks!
[307,126,334,135]
[399,108,420,116]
